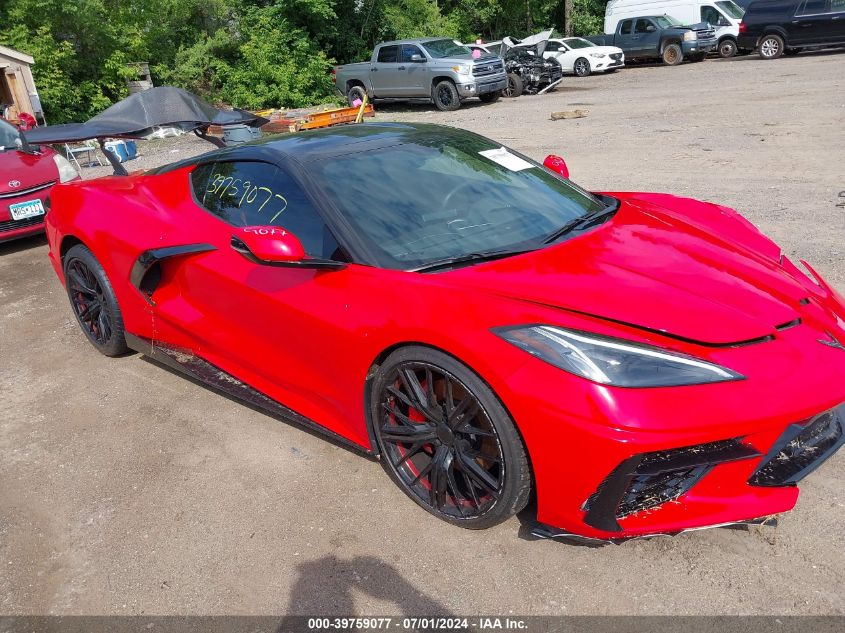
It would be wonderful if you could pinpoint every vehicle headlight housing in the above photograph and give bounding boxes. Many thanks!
[589,53,606,58]
[53,154,80,183]
[452,65,472,76]
[683,31,698,41]
[495,325,744,388]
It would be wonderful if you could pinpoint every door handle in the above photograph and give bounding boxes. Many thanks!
[398,65,406,70]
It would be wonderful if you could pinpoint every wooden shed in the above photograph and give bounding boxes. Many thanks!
[0,45,43,123]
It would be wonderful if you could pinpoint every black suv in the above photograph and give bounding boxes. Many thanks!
[738,0,845,59]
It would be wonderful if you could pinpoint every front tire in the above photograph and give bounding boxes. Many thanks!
[573,57,592,77]
[662,43,683,66]
[370,346,531,529]
[63,244,128,357]
[719,39,738,58]
[432,80,461,111]
[502,72,523,98]
[759,34,784,59]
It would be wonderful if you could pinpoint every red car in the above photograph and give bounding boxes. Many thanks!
[45,123,845,543]
[1,118,79,243]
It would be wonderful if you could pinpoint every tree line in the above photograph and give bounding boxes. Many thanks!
[0,0,609,123]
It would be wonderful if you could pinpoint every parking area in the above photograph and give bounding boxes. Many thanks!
[1,51,844,616]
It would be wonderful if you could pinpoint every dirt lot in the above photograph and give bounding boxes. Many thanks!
[1,51,844,617]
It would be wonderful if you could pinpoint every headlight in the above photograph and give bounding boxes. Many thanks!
[53,154,79,183]
[451,65,472,76]
[683,31,698,41]
[589,53,606,58]
[495,326,744,388]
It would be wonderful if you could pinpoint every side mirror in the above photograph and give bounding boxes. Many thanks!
[543,154,570,179]
[231,226,345,270]
[646,25,656,32]
[410,54,426,63]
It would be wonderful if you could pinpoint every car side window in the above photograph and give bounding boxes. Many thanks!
[377,45,399,63]
[797,0,828,13]
[831,0,845,10]
[634,19,653,33]
[190,161,344,260]
[546,42,560,51]
[399,44,423,62]
[620,20,633,34]
[701,6,722,24]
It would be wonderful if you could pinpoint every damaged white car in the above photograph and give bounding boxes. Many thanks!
[543,37,625,77]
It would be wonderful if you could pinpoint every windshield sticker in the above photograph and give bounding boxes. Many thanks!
[479,148,534,172]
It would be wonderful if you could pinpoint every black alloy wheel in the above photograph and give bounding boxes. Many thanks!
[371,347,531,529]
[502,72,523,98]
[432,80,461,111]
[64,244,128,356]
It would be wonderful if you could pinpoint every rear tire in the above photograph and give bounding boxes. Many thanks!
[573,57,592,77]
[346,84,367,107]
[370,346,532,529]
[63,244,128,357]
[759,34,784,59]
[662,43,683,65]
[478,91,500,103]
[432,80,461,111]
[502,73,523,98]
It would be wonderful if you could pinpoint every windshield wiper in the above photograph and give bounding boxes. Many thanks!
[412,248,534,273]
[542,200,619,245]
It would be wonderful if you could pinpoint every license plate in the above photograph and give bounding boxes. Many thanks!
[9,199,45,221]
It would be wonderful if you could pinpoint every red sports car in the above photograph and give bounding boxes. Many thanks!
[45,123,845,543]
[1,118,79,243]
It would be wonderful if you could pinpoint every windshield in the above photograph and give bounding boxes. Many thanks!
[562,38,595,49]
[716,1,745,19]
[310,135,607,270]
[0,119,20,151]
[654,15,682,27]
[422,39,471,58]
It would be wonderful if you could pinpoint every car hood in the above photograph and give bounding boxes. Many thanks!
[0,148,58,195]
[444,194,826,346]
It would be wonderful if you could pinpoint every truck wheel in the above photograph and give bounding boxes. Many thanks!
[432,80,461,111]
[759,34,784,59]
[346,85,367,107]
[573,58,592,77]
[502,73,523,98]
[662,43,683,66]
[479,92,500,103]
[718,39,737,58]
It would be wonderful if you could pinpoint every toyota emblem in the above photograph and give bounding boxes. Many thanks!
[8,180,21,188]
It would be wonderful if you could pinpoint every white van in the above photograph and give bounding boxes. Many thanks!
[604,0,747,57]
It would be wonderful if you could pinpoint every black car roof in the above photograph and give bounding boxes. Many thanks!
[153,122,477,173]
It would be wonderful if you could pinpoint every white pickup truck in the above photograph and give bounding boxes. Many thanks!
[332,39,508,111]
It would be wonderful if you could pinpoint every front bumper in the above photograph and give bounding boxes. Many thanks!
[593,54,625,71]
[496,313,845,539]
[0,185,53,243]
[458,77,507,97]
[683,38,717,54]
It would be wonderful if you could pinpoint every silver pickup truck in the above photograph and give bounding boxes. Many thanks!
[333,38,508,111]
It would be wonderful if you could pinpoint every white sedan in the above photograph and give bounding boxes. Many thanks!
[543,38,625,77]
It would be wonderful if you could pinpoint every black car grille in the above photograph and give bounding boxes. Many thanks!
[749,405,845,487]
[610,53,623,61]
[695,27,716,39]
[583,438,760,532]
[473,60,504,77]
[0,213,46,233]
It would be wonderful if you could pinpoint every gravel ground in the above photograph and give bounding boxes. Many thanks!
[1,51,844,618]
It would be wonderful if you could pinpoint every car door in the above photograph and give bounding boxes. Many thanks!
[790,0,832,44]
[398,43,428,96]
[144,158,369,445]
[634,18,660,55]
[825,0,845,38]
[371,45,402,97]
[615,19,638,55]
